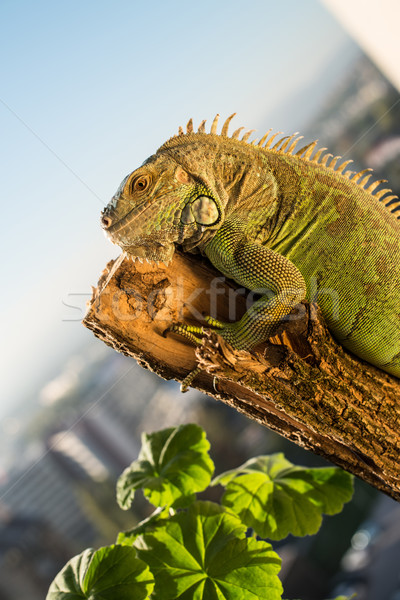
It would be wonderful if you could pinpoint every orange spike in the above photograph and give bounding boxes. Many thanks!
[250,138,259,145]
[221,113,236,136]
[178,126,184,135]
[384,195,399,206]
[336,159,353,174]
[280,133,299,152]
[366,179,387,193]
[232,127,244,139]
[320,153,333,167]
[257,128,272,147]
[312,148,328,163]
[295,140,317,158]
[374,188,393,200]
[303,141,318,160]
[264,131,283,149]
[186,118,193,133]
[352,168,373,182]
[272,135,290,150]
[287,135,303,154]
[329,156,341,169]
[198,119,206,133]
[242,129,255,142]
[210,114,220,134]
[358,173,373,187]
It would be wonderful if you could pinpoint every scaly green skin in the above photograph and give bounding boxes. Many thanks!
[101,114,400,378]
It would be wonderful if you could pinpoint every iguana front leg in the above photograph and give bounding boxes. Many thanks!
[168,220,307,351]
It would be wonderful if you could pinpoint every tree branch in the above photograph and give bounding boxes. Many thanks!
[83,251,400,501]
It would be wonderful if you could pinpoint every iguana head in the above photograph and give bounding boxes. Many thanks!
[100,113,293,263]
[100,122,230,264]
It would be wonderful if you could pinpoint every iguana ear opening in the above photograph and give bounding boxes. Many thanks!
[175,166,191,184]
[181,195,222,227]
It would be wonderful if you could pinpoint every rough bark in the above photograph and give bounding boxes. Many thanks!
[83,251,400,501]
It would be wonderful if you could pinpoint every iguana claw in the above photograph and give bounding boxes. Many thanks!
[202,315,225,329]
[163,322,214,392]
[163,314,225,346]
[180,367,202,392]
[163,323,206,345]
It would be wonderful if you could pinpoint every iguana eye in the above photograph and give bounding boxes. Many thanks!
[131,175,151,193]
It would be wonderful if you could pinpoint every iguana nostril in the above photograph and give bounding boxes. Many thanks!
[101,214,112,228]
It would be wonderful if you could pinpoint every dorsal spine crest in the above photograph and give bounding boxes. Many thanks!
[159,114,399,216]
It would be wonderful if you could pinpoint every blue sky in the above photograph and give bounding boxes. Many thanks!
[0,1,356,418]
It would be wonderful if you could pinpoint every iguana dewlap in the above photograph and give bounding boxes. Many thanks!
[101,114,400,378]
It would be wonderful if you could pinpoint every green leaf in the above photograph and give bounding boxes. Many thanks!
[47,548,93,600]
[117,508,169,546]
[135,500,283,599]
[213,453,354,540]
[117,424,214,510]
[46,544,154,600]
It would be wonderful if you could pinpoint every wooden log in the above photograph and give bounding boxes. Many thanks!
[83,251,400,501]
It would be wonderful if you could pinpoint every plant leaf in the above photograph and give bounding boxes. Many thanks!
[47,548,93,600]
[213,453,353,540]
[135,500,283,599]
[117,508,169,546]
[117,424,214,510]
[46,545,154,600]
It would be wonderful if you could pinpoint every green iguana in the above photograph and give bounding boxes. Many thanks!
[101,114,400,378]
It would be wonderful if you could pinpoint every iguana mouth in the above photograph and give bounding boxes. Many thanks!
[101,202,175,264]
[123,241,175,265]
[101,201,149,234]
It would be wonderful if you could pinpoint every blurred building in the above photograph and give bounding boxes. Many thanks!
[0,449,97,547]
[0,510,75,600]
[329,494,400,600]
[305,53,400,195]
